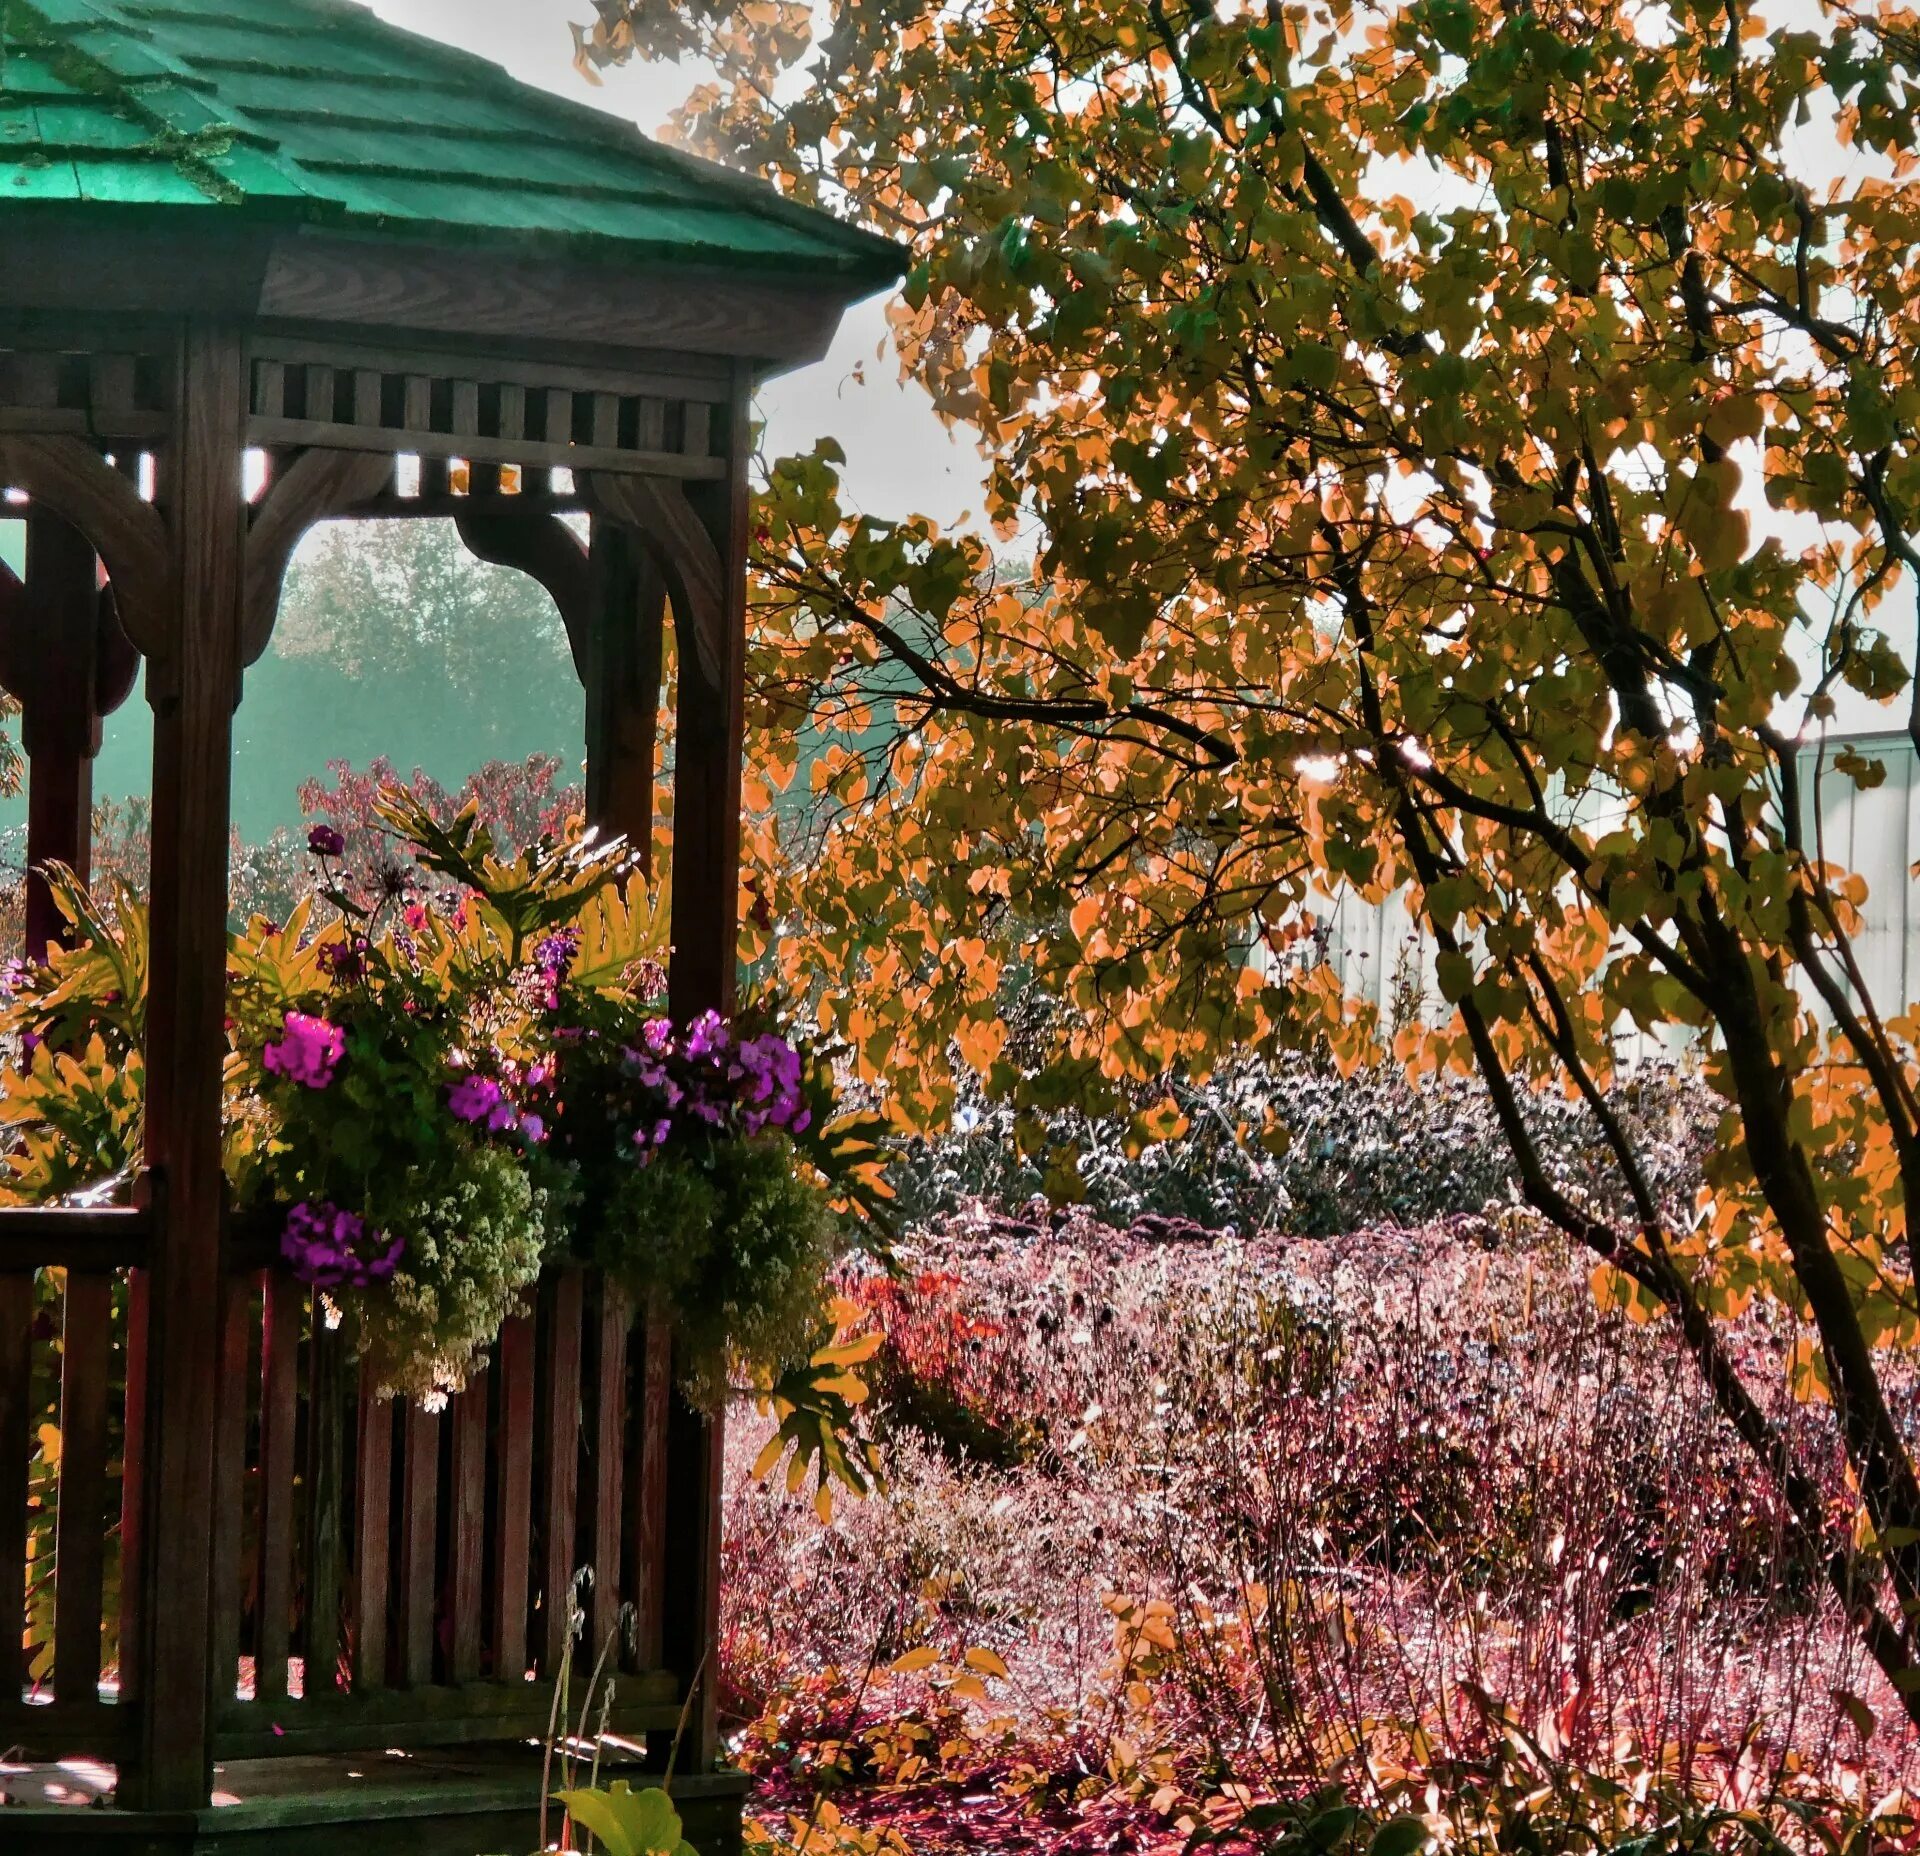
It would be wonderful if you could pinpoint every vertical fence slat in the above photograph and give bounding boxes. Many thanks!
[400,1402,440,1687]
[352,1389,393,1690]
[494,1312,534,1683]
[448,1378,487,1683]
[254,1276,301,1702]
[54,1271,112,1701]
[541,1270,583,1675]
[117,1268,149,1702]
[306,1318,345,1697]
[0,1273,32,1698]
[589,1285,627,1662]
[628,1308,671,1671]
[207,1278,253,1704]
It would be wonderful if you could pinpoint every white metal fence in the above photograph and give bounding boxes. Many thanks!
[1305,728,1920,1042]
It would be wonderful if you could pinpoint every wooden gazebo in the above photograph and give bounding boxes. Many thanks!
[0,1,902,1848]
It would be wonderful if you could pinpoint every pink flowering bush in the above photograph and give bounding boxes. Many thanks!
[721,1214,1920,1856]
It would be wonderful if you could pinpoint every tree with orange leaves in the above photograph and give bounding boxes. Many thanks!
[578,0,1920,1711]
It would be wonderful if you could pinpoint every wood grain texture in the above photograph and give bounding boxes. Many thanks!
[492,1312,535,1684]
[583,519,666,880]
[0,1272,33,1699]
[53,1272,112,1702]
[116,1268,150,1704]
[255,1277,303,1704]
[0,229,271,317]
[581,472,726,691]
[587,1286,628,1664]
[305,1317,346,1699]
[248,330,731,403]
[246,415,724,483]
[628,1309,671,1672]
[207,1279,255,1722]
[0,1205,151,1272]
[14,509,102,959]
[0,434,173,660]
[400,1403,441,1689]
[258,238,850,371]
[353,1392,395,1692]
[447,1379,487,1684]
[128,321,251,1815]
[657,368,753,1766]
[540,1270,584,1677]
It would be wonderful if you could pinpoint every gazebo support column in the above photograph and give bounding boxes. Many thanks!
[661,372,752,1769]
[582,384,747,1767]
[584,520,665,874]
[577,517,674,1682]
[127,325,250,1812]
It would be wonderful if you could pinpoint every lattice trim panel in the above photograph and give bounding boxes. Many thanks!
[246,340,729,481]
[0,345,172,441]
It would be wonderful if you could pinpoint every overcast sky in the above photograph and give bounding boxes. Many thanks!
[370,0,989,532]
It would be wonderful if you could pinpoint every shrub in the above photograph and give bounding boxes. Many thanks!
[722,1211,1894,1854]
[888,1050,1719,1241]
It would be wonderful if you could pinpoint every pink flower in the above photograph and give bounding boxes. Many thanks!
[262,1011,346,1089]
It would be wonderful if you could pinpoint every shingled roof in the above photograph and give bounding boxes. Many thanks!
[0,0,905,285]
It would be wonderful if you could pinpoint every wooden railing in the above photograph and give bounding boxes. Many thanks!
[0,1206,683,1768]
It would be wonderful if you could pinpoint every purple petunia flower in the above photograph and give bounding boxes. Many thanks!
[446,1073,517,1132]
[262,1011,345,1089]
[281,1200,402,1289]
[307,824,346,859]
[684,1010,728,1059]
[533,927,580,977]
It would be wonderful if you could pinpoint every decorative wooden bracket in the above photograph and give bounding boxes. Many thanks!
[581,472,726,689]
[0,561,140,746]
[0,435,172,658]
[453,510,594,683]
[241,447,396,668]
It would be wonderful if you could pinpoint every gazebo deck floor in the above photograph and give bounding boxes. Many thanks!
[0,1746,749,1855]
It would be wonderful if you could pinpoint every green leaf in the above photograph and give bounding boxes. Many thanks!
[553,1780,696,1856]
[1369,1816,1432,1856]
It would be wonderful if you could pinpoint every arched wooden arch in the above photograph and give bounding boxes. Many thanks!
[0,434,171,656]
[241,447,398,670]
[0,493,143,952]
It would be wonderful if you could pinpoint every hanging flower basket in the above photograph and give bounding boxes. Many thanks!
[0,792,889,1406]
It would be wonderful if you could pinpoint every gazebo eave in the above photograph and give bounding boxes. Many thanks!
[3,214,878,378]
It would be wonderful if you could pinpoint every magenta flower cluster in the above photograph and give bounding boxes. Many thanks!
[622,1010,810,1154]
[447,1071,546,1145]
[281,1199,403,1289]
[262,1011,346,1088]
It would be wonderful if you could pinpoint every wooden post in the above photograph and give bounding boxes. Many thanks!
[584,517,666,878]
[658,364,752,1767]
[125,324,248,1813]
[17,511,100,959]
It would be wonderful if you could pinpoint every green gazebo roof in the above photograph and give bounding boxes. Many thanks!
[0,0,905,284]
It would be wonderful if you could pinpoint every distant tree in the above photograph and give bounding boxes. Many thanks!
[231,520,585,835]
